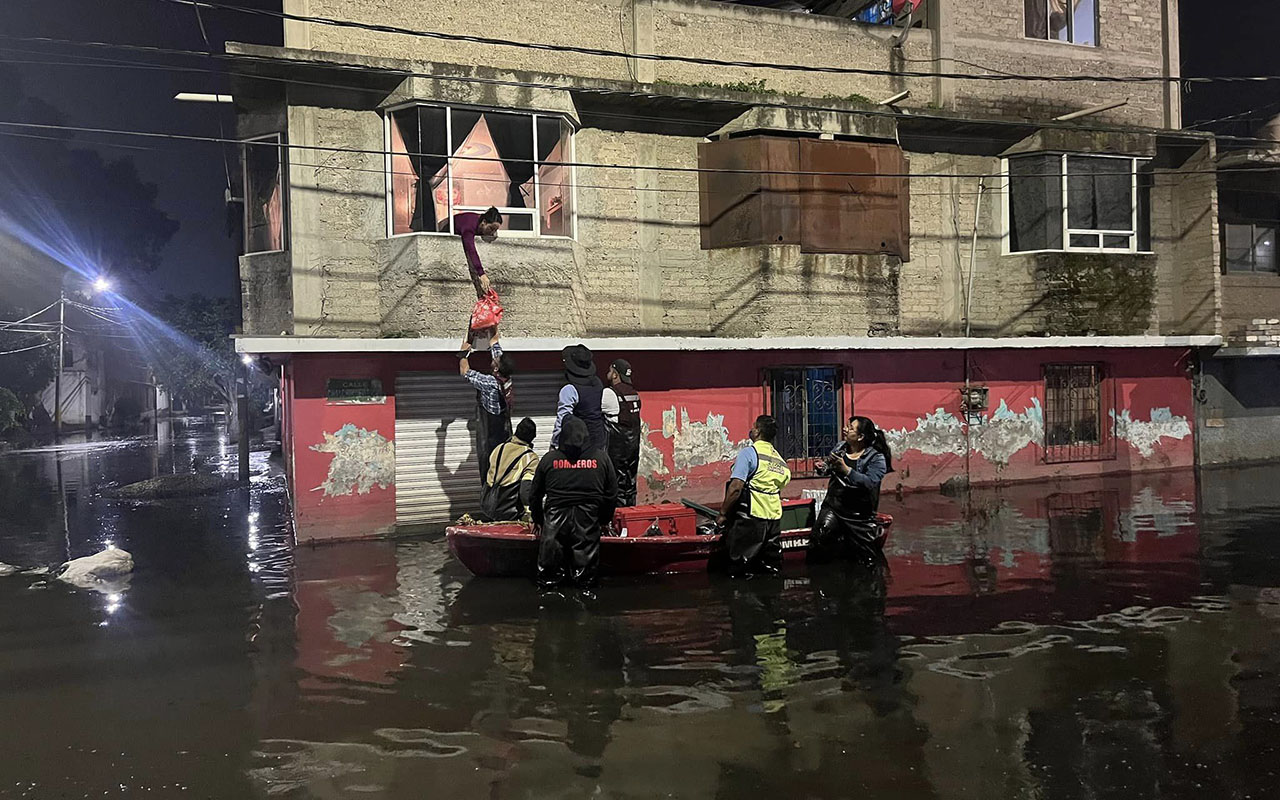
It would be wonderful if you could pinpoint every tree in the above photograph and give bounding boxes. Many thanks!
[0,64,179,292]
[150,294,238,410]
[0,300,57,424]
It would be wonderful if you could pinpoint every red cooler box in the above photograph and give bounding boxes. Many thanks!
[613,503,699,538]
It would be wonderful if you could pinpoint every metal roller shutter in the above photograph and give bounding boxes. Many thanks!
[394,370,565,526]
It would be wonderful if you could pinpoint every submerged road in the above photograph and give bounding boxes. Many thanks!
[1,423,1278,798]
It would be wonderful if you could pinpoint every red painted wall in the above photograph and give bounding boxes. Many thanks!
[282,345,1195,541]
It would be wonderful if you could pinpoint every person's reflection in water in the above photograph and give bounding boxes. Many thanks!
[529,597,626,773]
[805,556,901,710]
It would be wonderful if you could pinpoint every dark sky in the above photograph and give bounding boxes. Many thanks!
[0,0,1274,300]
[0,0,279,300]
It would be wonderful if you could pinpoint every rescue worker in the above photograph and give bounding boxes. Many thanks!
[602,358,642,507]
[716,415,792,578]
[531,416,618,592]
[551,344,607,453]
[455,206,502,296]
[458,325,515,480]
[808,415,893,563]
[480,417,539,522]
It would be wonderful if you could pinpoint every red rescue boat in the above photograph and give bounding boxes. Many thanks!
[446,499,893,578]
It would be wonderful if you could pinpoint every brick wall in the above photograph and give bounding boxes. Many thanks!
[946,0,1174,128]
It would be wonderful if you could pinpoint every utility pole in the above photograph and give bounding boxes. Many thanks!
[54,288,65,436]
[238,356,251,483]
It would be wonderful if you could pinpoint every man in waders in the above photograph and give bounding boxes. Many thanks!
[602,359,642,507]
[459,326,515,480]
[716,415,792,578]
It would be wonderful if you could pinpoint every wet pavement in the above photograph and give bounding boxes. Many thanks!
[3,425,1280,798]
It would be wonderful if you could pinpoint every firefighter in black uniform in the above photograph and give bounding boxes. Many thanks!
[602,358,642,508]
[531,415,619,592]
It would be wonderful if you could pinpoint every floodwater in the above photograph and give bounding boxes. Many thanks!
[3,426,1280,798]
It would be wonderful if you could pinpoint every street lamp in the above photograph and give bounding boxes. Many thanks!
[55,274,119,436]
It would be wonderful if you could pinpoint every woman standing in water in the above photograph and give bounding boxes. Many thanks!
[808,416,893,562]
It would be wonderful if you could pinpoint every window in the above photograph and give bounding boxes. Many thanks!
[1006,154,1151,254]
[1043,363,1115,463]
[699,137,909,257]
[1025,0,1097,46]
[764,366,844,475]
[243,134,286,254]
[1223,222,1278,273]
[386,104,574,238]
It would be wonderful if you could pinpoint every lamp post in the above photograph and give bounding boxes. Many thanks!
[53,276,112,438]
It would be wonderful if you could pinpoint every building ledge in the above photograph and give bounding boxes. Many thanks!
[1215,346,1280,358]
[236,334,1222,356]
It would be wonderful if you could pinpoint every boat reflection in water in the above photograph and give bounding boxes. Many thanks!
[256,468,1250,799]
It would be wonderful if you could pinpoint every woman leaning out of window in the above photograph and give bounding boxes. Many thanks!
[808,416,894,563]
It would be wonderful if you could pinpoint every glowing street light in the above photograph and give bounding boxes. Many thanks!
[241,354,254,366]
[92,277,112,293]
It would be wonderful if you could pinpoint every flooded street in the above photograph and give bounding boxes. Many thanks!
[3,427,1280,799]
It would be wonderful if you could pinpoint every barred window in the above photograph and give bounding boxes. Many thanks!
[1043,363,1115,463]
[764,366,843,475]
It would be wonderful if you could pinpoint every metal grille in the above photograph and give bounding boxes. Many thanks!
[766,366,842,475]
[1043,363,1115,464]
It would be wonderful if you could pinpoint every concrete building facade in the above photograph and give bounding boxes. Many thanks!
[230,0,1223,542]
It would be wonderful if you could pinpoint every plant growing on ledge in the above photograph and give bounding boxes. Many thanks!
[1035,253,1156,336]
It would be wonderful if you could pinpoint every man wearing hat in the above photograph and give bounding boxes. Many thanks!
[602,359,642,507]
[551,344,608,453]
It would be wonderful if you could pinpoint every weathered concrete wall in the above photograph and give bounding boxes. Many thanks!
[943,0,1177,128]
[241,103,1209,341]
[239,251,293,335]
[1198,355,1280,466]
[285,0,935,106]
[1164,142,1220,335]
[1222,278,1280,343]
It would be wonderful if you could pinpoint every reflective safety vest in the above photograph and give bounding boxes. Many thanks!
[744,440,791,521]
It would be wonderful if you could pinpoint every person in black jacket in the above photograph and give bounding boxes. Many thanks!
[602,358,642,507]
[551,344,608,453]
[808,415,893,563]
[531,415,618,592]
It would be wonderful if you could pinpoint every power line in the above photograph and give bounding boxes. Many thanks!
[10,32,1280,153]
[0,341,53,357]
[156,0,1280,86]
[0,116,1265,184]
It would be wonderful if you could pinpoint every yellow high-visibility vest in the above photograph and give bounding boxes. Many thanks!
[746,440,791,520]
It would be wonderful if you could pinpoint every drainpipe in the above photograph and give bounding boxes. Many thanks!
[964,177,986,339]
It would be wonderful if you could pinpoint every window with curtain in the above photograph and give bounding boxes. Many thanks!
[1005,153,1151,254]
[386,104,574,237]
[243,133,286,253]
[1024,0,1097,45]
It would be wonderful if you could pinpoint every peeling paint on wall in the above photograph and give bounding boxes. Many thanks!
[310,423,395,497]
[972,399,1044,467]
[885,408,966,457]
[645,407,747,477]
[1112,407,1192,457]
[638,420,668,477]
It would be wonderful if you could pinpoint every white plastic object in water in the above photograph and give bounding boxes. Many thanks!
[58,548,134,589]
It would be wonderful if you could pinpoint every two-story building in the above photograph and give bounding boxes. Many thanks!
[230,0,1220,543]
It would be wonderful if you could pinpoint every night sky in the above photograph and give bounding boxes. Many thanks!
[0,0,1275,301]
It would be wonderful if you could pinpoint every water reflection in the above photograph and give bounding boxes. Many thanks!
[7,438,1280,797]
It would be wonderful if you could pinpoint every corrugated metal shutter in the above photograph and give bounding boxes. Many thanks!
[394,370,565,526]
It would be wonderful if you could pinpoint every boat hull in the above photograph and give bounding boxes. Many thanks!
[445,514,892,578]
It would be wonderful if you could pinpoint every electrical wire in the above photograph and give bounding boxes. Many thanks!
[11,32,1280,153]
[0,301,59,330]
[154,0,1280,86]
[0,341,54,357]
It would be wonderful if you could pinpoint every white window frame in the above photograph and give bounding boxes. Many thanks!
[1001,153,1152,256]
[1023,0,1098,47]
[383,102,576,241]
[242,132,288,255]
